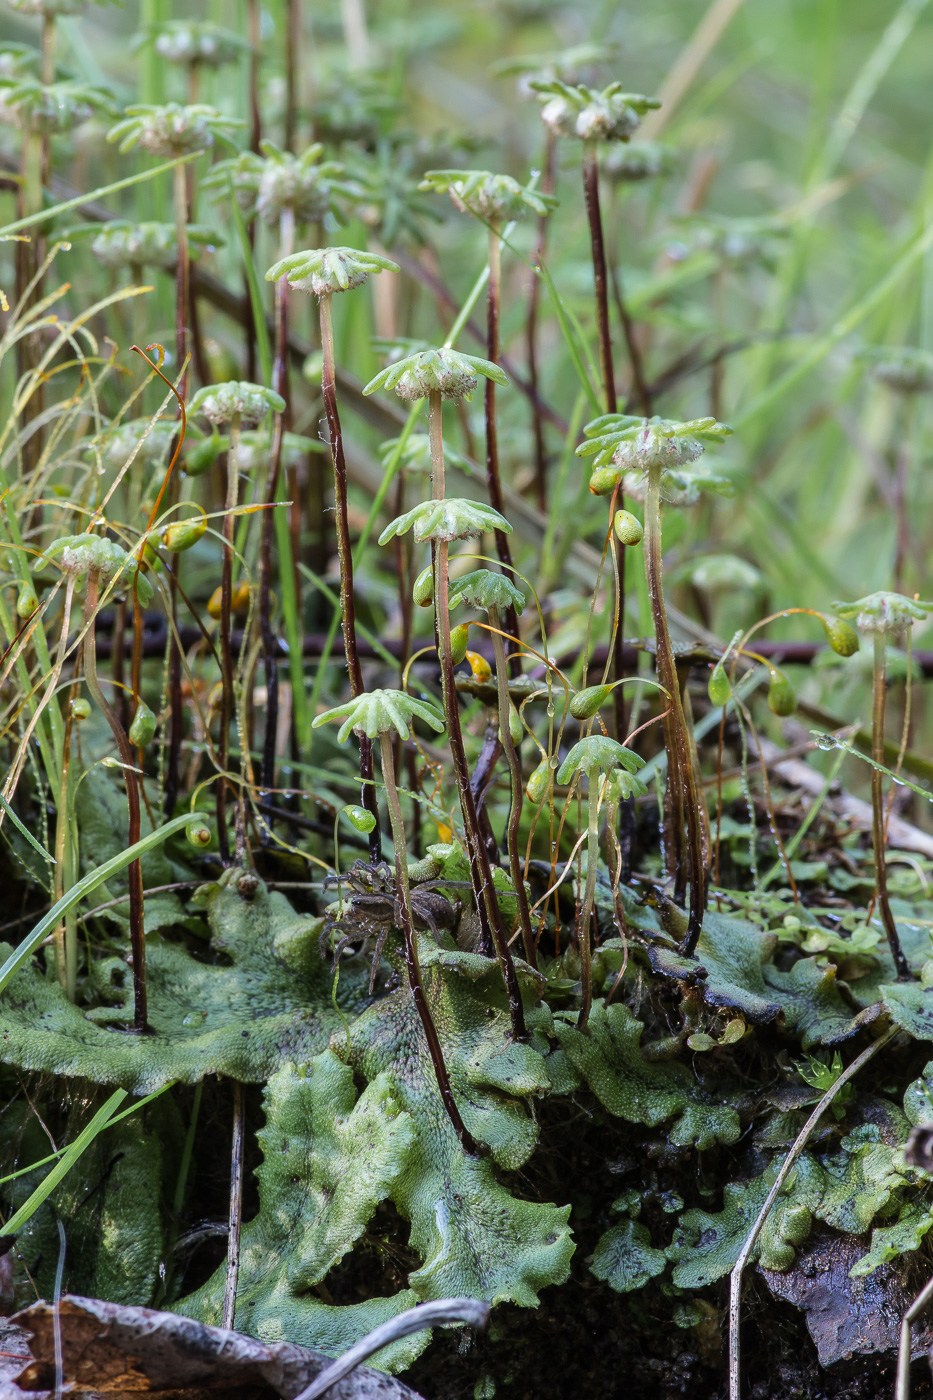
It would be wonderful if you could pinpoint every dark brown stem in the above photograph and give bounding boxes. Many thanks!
[488,608,535,964]
[528,127,556,512]
[247,0,262,154]
[319,292,382,861]
[484,225,520,673]
[217,414,242,865]
[164,162,191,819]
[380,732,480,1156]
[429,393,527,1040]
[582,141,616,416]
[84,569,147,1032]
[872,633,910,978]
[643,465,707,954]
[259,211,295,802]
[284,0,299,151]
[583,143,627,749]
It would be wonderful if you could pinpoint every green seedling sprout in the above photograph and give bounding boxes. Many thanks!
[832,591,933,979]
[368,347,526,1041]
[267,247,399,857]
[578,414,733,955]
[420,170,557,667]
[313,688,482,1156]
[189,382,284,862]
[556,736,647,1029]
[448,567,535,962]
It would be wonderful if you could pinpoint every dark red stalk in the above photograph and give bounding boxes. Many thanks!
[163,164,191,820]
[871,634,910,979]
[259,212,295,801]
[527,126,556,512]
[429,392,526,1040]
[643,465,707,954]
[319,293,382,861]
[484,226,521,674]
[582,141,627,755]
[380,732,479,1155]
[84,570,147,1032]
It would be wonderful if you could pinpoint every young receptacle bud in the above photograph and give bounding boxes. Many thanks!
[163,514,207,553]
[612,510,643,546]
[570,684,614,720]
[413,565,434,607]
[767,669,796,717]
[450,624,471,666]
[129,700,157,747]
[526,757,551,804]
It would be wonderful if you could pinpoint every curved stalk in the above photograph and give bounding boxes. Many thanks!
[643,462,707,953]
[319,291,382,862]
[487,606,534,964]
[83,569,147,1033]
[379,731,480,1156]
[872,633,910,978]
[428,391,526,1040]
[217,411,242,865]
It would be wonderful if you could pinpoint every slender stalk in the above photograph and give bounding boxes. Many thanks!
[247,0,262,154]
[643,463,707,953]
[379,732,480,1156]
[527,126,556,512]
[52,686,79,1001]
[319,291,382,861]
[83,570,147,1033]
[428,391,526,1040]
[487,607,534,963]
[259,208,295,802]
[872,633,910,978]
[484,224,520,671]
[284,0,299,151]
[582,141,616,417]
[577,781,600,1031]
[582,140,627,750]
[216,411,242,865]
[164,160,190,818]
[222,1080,245,1329]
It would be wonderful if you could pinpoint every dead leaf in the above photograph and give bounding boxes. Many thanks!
[5,1296,425,1400]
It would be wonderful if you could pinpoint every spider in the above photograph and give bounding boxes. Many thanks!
[320,859,472,991]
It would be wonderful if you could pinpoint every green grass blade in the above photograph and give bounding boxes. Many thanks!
[0,811,208,995]
[0,155,203,240]
[3,1089,127,1235]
